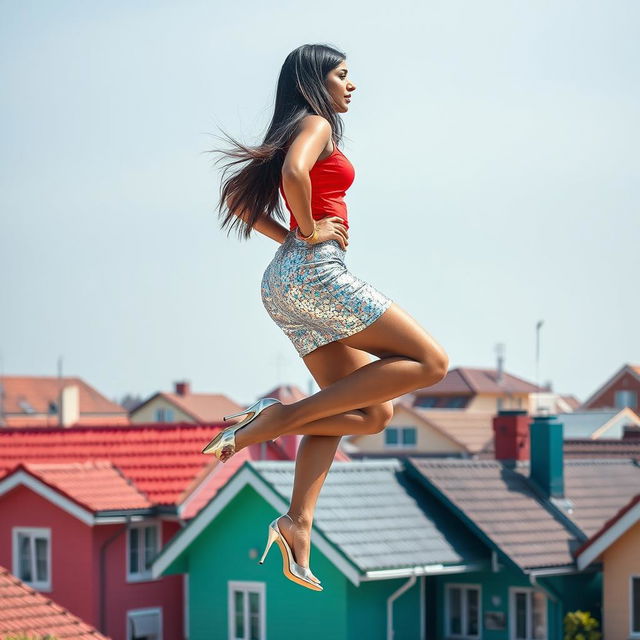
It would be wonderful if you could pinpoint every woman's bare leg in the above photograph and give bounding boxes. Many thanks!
[234,302,449,449]
[276,342,392,570]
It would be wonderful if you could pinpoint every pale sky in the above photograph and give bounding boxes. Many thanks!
[2,0,638,407]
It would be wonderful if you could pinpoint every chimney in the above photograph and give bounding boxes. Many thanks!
[175,381,191,396]
[59,384,80,427]
[529,414,564,498]
[493,409,530,464]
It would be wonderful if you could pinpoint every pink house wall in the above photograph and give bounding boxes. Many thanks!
[0,484,186,640]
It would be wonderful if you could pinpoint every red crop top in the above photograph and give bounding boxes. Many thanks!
[279,141,355,231]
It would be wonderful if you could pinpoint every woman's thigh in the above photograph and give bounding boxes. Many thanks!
[302,340,393,425]
[338,302,449,369]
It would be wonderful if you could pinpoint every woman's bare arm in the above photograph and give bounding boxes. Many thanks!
[233,205,289,244]
[281,116,332,237]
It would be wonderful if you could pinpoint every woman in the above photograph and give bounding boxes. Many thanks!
[203,44,449,592]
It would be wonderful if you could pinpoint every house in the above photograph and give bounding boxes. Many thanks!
[345,401,495,458]
[0,564,108,639]
[151,457,490,640]
[0,421,344,640]
[129,380,243,424]
[151,411,636,639]
[400,367,550,414]
[0,375,129,428]
[580,363,640,412]
[575,494,640,639]
[554,408,640,439]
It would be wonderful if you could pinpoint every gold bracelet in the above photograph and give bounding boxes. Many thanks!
[296,223,318,243]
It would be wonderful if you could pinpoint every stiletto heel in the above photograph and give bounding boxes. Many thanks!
[201,397,282,460]
[257,514,323,591]
[258,523,279,564]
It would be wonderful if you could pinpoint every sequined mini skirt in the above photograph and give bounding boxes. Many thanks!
[261,229,393,357]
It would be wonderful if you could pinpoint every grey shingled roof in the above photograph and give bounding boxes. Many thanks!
[407,459,579,571]
[562,459,640,535]
[250,459,486,573]
[407,457,640,572]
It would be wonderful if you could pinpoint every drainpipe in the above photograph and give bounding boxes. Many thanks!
[529,571,564,640]
[387,572,417,640]
[99,515,131,633]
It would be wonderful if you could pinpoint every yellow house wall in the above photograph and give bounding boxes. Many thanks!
[350,410,466,455]
[130,397,194,423]
[601,519,640,639]
[466,394,529,412]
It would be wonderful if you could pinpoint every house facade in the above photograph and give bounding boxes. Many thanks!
[576,495,640,639]
[0,461,185,640]
[580,363,640,412]
[152,410,639,640]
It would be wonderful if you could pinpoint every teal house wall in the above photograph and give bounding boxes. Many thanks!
[161,481,427,640]
[433,569,599,640]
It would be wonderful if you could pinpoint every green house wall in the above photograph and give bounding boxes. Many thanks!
[435,568,601,640]
[164,483,425,640]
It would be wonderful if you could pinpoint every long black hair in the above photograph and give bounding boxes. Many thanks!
[207,43,347,240]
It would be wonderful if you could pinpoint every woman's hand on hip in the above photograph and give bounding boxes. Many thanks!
[312,216,349,250]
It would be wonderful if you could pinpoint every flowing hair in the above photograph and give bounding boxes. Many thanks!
[207,43,347,240]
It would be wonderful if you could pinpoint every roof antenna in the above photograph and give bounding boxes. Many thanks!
[535,320,544,415]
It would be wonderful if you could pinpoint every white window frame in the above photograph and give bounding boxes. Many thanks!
[445,582,482,639]
[631,575,640,639]
[126,606,163,640]
[509,587,547,640]
[126,520,162,582]
[12,526,52,591]
[228,580,266,640]
[384,426,417,449]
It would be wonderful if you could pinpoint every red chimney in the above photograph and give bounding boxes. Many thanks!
[493,410,530,462]
[175,381,191,396]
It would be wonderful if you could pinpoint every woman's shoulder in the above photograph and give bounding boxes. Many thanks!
[299,114,332,134]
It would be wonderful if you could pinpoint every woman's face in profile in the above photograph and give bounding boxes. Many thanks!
[326,60,355,113]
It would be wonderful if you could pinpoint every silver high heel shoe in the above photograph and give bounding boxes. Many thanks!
[201,397,282,461]
[258,514,323,591]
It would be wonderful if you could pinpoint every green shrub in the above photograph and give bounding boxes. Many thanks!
[563,610,602,640]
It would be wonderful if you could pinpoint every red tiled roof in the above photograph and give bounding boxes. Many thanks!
[411,367,543,396]
[0,376,128,427]
[5,461,152,512]
[0,423,325,513]
[0,424,232,506]
[0,564,108,639]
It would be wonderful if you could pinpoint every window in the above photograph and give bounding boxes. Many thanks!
[384,427,417,448]
[127,607,162,640]
[631,576,640,637]
[154,407,174,422]
[12,527,51,591]
[510,588,547,639]
[414,396,437,408]
[615,389,637,409]
[127,522,160,581]
[228,581,265,640]
[445,584,481,638]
